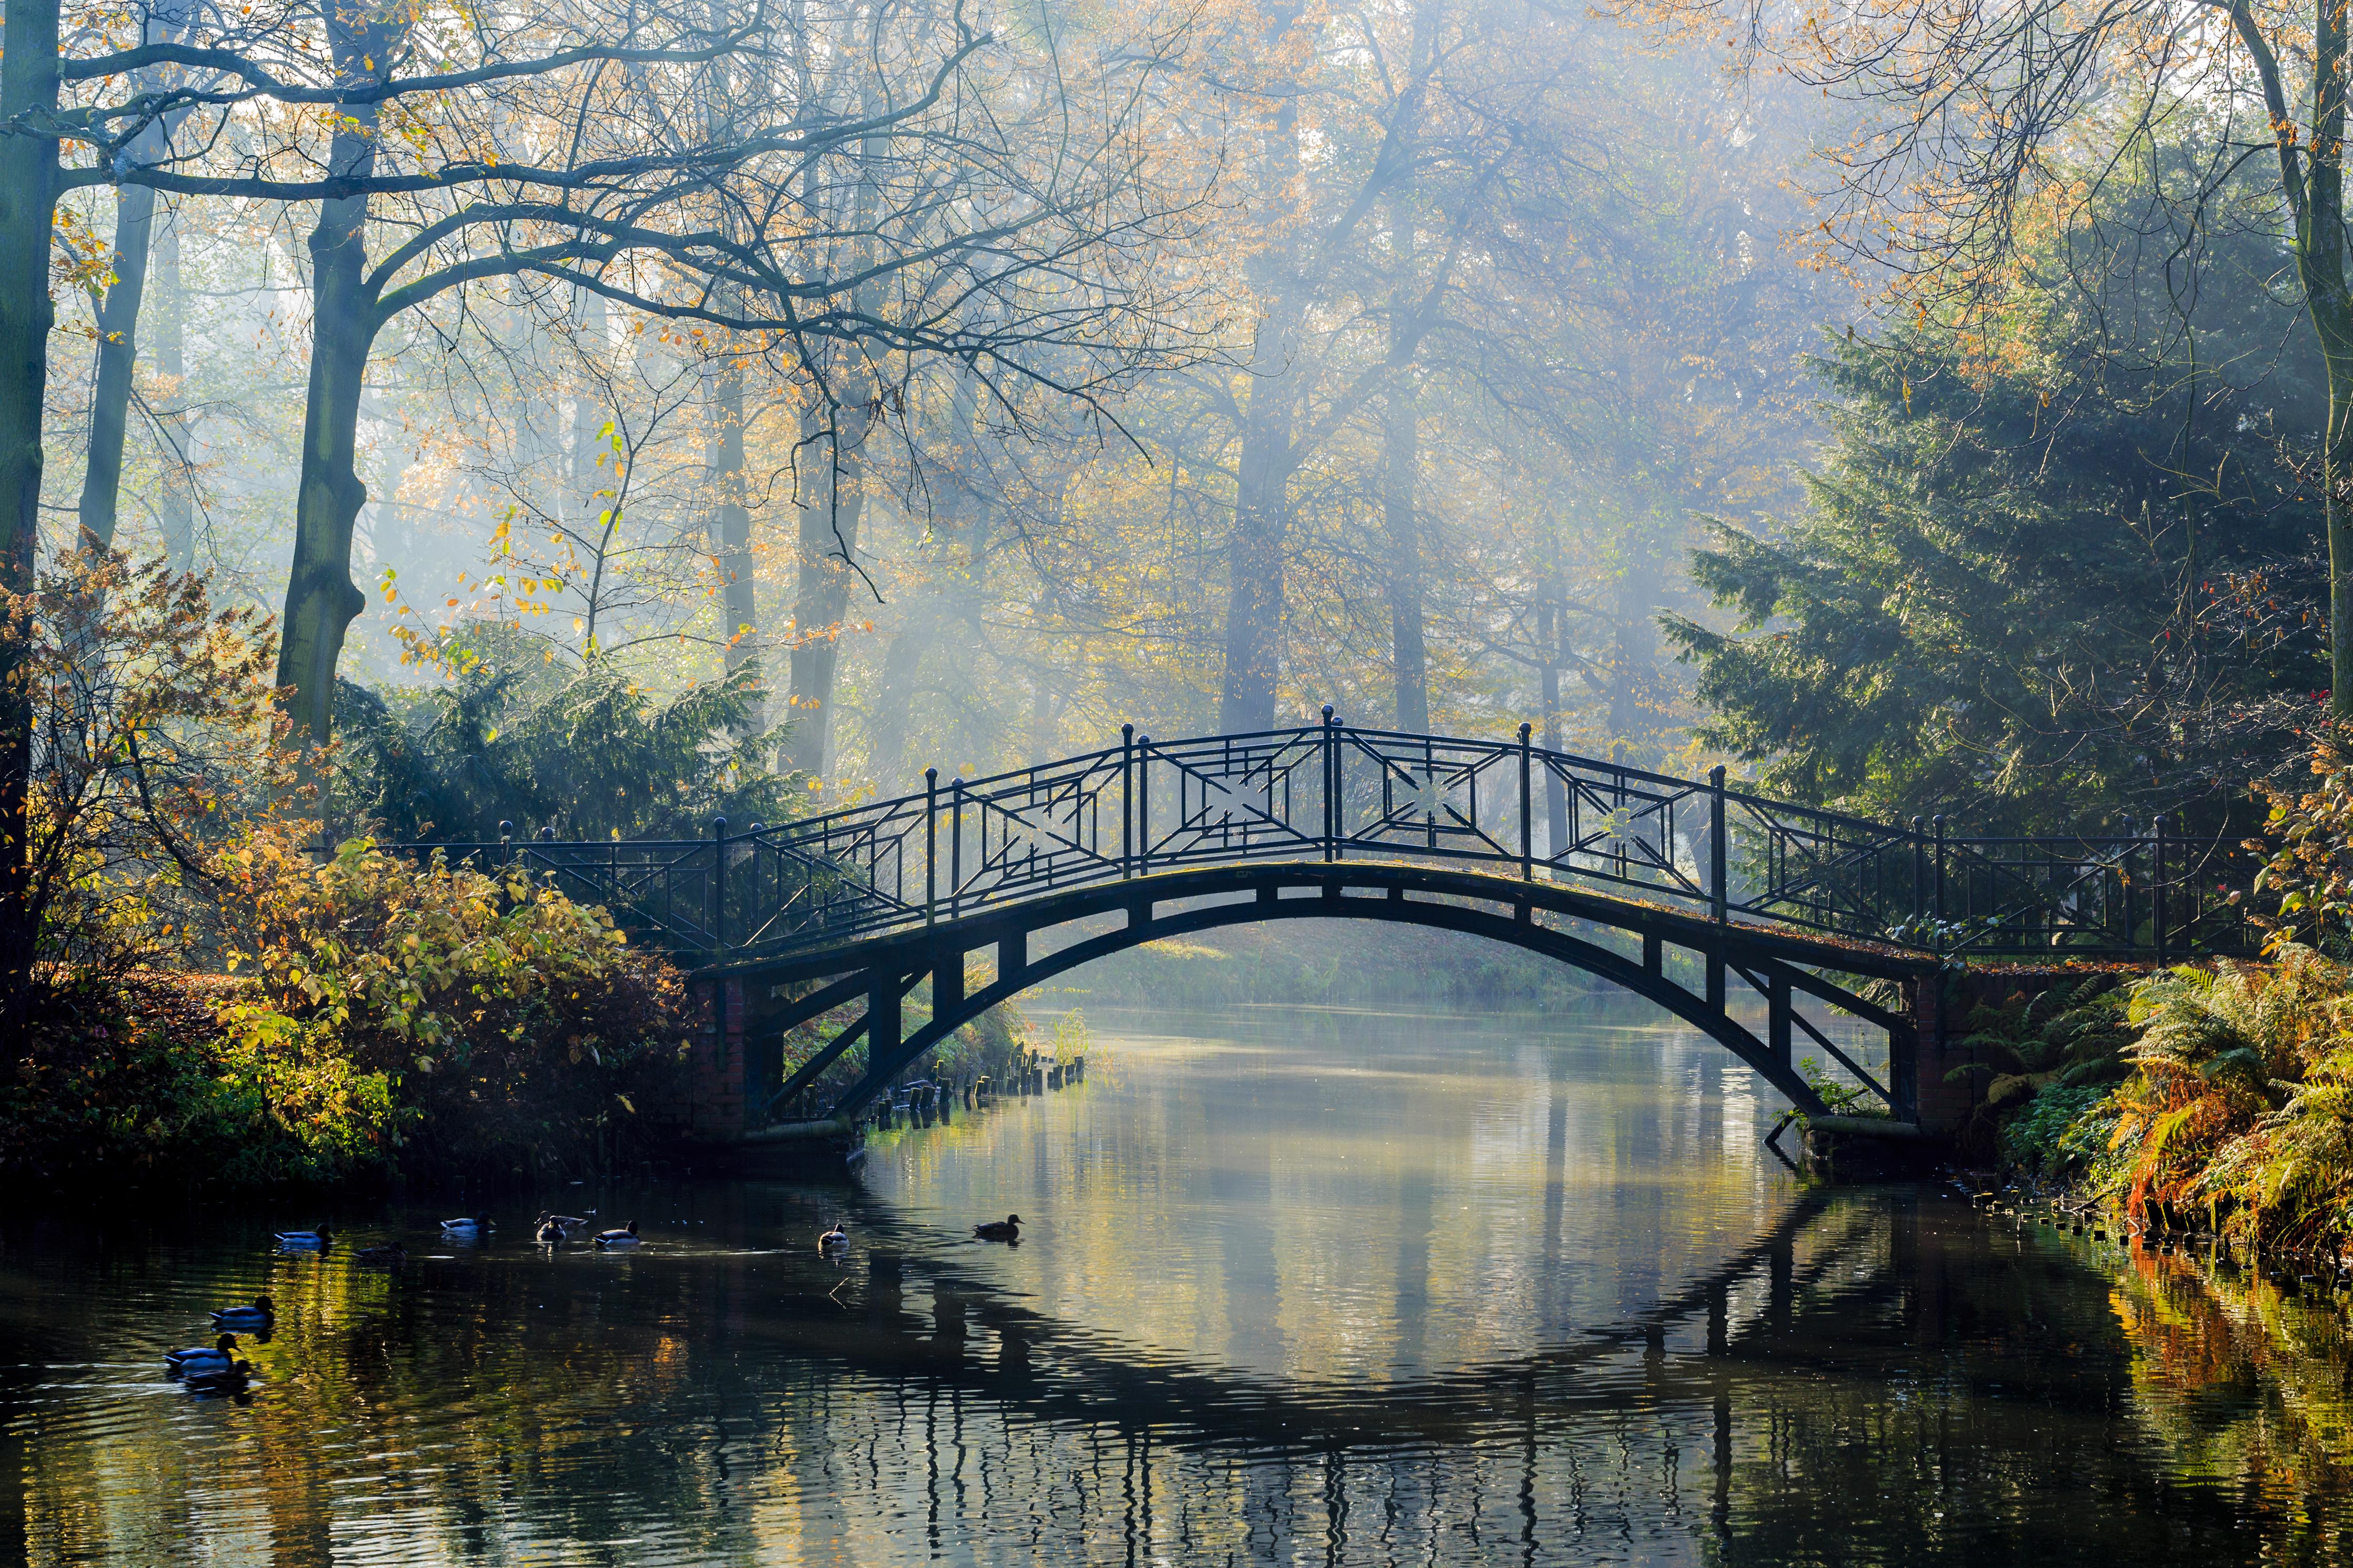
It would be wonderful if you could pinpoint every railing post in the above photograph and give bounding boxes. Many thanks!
[1137,737,1151,873]
[1519,722,1533,881]
[1323,705,1338,863]
[498,820,514,872]
[1121,724,1134,879]
[2153,813,2170,963]
[711,815,728,953]
[925,768,939,925]
[2119,815,2138,950]
[1708,767,1727,925]
[950,780,964,920]
[1910,816,1926,928]
[1933,815,1947,926]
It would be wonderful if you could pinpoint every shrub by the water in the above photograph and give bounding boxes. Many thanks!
[2,972,304,1186]
[1,827,699,1190]
[209,822,695,1181]
[1965,746,2353,1255]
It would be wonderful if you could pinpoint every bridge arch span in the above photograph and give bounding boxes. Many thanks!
[728,862,1932,1127]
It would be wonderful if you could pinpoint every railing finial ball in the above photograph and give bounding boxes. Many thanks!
[1519,721,1532,742]
[713,815,728,836]
[1322,704,1335,723]
[498,820,513,841]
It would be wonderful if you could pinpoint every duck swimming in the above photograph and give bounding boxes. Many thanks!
[273,1227,330,1249]
[181,1359,253,1395]
[591,1221,640,1248]
[209,1295,274,1329]
[548,1212,592,1232]
[819,1222,848,1250]
[166,1333,238,1374]
[535,1214,567,1245]
[439,1214,494,1236]
[973,1215,1022,1243]
[355,1242,406,1266]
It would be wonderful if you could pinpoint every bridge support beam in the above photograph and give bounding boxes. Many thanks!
[707,862,1945,1136]
[1903,966,2071,1140]
[1768,968,1790,1070]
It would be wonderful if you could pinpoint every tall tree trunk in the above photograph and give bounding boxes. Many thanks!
[867,595,936,789]
[0,0,61,990]
[1608,554,1658,761]
[152,206,194,573]
[276,6,400,750]
[1383,379,1426,732]
[73,52,183,552]
[1539,598,1566,859]
[75,180,160,551]
[570,288,606,527]
[1218,75,1303,735]
[2300,3,2353,726]
[709,359,758,711]
[1219,304,1299,733]
[786,396,871,779]
[1027,662,1057,762]
[2325,337,2353,723]
[276,107,384,747]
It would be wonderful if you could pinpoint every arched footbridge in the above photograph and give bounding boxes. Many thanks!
[406,715,2250,1135]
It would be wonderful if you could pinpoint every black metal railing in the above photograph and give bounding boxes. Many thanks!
[388,712,2258,963]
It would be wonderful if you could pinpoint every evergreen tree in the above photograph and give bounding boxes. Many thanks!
[1670,281,2327,834]
[330,625,803,842]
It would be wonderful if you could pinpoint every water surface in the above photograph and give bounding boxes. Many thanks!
[4,1002,2351,1564]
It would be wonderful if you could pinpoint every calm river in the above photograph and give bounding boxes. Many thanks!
[5,1003,2353,1564]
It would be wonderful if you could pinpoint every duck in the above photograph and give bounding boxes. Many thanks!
[180,1359,254,1395]
[973,1214,1022,1243]
[209,1295,274,1329]
[439,1214,494,1236]
[273,1227,330,1249]
[591,1221,640,1248]
[165,1333,238,1374]
[819,1222,848,1250]
[355,1242,406,1267]
[535,1214,567,1245]
[548,1212,592,1232]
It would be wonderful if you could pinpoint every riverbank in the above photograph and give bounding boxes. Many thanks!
[1949,943,2353,1277]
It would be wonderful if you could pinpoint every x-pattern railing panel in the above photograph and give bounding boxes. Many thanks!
[384,716,2256,960]
[1724,794,1919,938]
[1932,839,2122,956]
[1539,756,1708,902]
[1137,732,1324,867]
[1341,732,1519,861]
